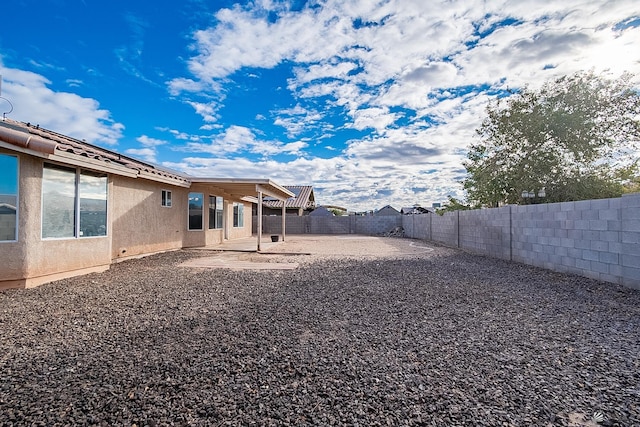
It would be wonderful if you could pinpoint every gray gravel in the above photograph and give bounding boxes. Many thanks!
[1,241,639,426]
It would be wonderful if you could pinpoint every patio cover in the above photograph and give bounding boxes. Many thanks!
[189,178,295,251]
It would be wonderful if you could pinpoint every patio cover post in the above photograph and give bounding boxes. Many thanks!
[282,201,286,242]
[257,190,263,252]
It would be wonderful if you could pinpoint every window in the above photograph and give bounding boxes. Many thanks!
[233,202,244,227]
[162,190,172,207]
[188,192,203,230]
[79,171,108,237]
[42,163,107,238]
[208,195,223,229]
[0,154,18,242]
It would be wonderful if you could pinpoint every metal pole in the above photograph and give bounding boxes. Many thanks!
[257,191,263,252]
[281,200,286,242]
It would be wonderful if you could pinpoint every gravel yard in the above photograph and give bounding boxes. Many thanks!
[1,236,639,426]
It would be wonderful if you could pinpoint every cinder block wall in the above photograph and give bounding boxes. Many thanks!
[431,211,458,246]
[256,215,401,235]
[460,206,511,260]
[258,216,308,234]
[354,216,402,235]
[310,216,351,234]
[511,199,623,282]
[403,193,640,290]
[403,214,430,240]
[621,194,640,289]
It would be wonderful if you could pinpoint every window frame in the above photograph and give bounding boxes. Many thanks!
[233,202,244,228]
[208,195,223,230]
[188,192,204,231]
[0,153,19,243]
[161,189,172,207]
[41,162,108,240]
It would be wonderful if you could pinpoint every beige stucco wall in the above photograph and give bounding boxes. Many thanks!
[0,150,258,289]
[0,149,29,283]
[227,201,253,240]
[110,175,188,259]
[182,185,252,248]
[0,152,112,288]
[110,180,254,254]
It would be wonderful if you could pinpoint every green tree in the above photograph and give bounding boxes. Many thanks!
[436,196,474,215]
[464,71,640,206]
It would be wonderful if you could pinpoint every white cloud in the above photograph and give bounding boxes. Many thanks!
[126,135,169,163]
[272,103,324,137]
[349,107,398,132]
[66,79,84,88]
[185,100,220,123]
[125,147,157,163]
[251,139,308,156]
[167,78,207,96]
[169,0,640,210]
[291,61,359,88]
[179,124,308,158]
[0,62,124,145]
[137,135,168,147]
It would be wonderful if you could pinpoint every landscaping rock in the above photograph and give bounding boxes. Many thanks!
[0,240,638,426]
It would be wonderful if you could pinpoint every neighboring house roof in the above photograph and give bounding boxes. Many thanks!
[0,203,16,213]
[309,206,334,216]
[262,185,316,210]
[374,205,401,216]
[0,119,294,201]
[401,206,432,214]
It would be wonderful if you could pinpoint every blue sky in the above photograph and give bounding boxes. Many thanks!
[1,0,639,211]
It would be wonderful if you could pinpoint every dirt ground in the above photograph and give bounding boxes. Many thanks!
[181,235,438,270]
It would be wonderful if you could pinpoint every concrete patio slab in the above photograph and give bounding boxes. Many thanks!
[182,235,436,270]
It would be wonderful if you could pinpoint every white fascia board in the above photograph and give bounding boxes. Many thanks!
[137,170,191,188]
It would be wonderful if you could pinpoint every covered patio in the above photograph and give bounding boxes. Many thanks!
[189,178,294,251]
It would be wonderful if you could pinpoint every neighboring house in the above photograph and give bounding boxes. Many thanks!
[401,206,432,215]
[374,205,401,216]
[260,185,316,216]
[308,206,334,216]
[0,119,293,289]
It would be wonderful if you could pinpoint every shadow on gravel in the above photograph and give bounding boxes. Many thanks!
[1,248,639,426]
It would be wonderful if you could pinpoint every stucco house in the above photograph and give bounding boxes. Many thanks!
[0,119,293,289]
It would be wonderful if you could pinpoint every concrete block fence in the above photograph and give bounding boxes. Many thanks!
[254,215,402,237]
[403,193,640,290]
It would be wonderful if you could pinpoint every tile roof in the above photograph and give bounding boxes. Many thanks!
[1,119,190,186]
[262,185,316,209]
[0,119,294,201]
